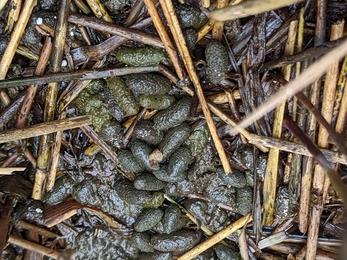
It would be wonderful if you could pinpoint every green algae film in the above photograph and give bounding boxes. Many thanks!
[75,80,112,131]
[106,76,139,116]
[116,47,167,66]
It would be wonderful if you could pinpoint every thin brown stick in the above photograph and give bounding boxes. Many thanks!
[71,17,152,65]
[68,13,165,49]
[263,37,347,70]
[0,0,37,105]
[0,116,91,144]
[0,91,25,128]
[15,37,52,127]
[0,66,160,89]
[123,107,147,148]
[177,213,252,260]
[229,37,347,136]
[160,0,232,174]
[16,221,59,238]
[8,235,60,259]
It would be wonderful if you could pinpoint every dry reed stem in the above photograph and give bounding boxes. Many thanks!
[306,20,344,259]
[0,0,37,105]
[46,111,66,191]
[335,71,347,135]
[16,37,52,127]
[263,20,297,225]
[5,0,21,33]
[85,0,112,39]
[332,57,347,127]
[177,213,252,260]
[211,0,229,41]
[0,167,26,175]
[201,0,210,8]
[161,0,232,174]
[229,37,347,136]
[248,133,347,164]
[0,116,91,143]
[8,235,60,259]
[142,0,185,80]
[299,1,327,227]
[293,10,306,231]
[196,21,213,42]
[73,0,92,13]
[17,221,59,238]
[209,0,302,22]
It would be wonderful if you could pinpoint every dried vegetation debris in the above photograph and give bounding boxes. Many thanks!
[0,0,346,259]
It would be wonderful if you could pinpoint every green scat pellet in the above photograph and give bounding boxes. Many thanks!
[134,173,166,191]
[159,123,191,159]
[105,77,139,116]
[236,186,253,215]
[186,123,211,155]
[134,120,164,146]
[216,167,247,189]
[134,208,164,232]
[125,73,171,95]
[161,204,188,234]
[139,251,173,260]
[154,147,193,182]
[132,232,155,253]
[174,3,208,30]
[131,140,160,171]
[116,47,167,66]
[114,180,152,205]
[118,149,145,173]
[139,94,176,110]
[168,147,193,179]
[144,192,165,208]
[153,166,177,183]
[205,40,229,84]
[151,229,202,253]
[153,97,192,130]
[214,244,241,260]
